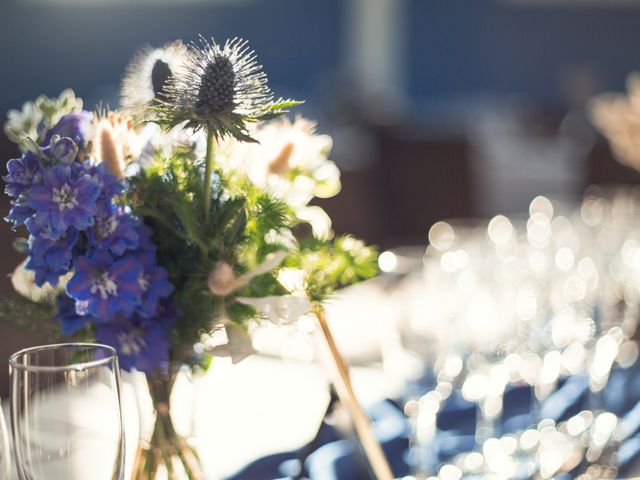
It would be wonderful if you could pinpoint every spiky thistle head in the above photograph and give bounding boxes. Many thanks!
[155,36,301,142]
[120,40,188,120]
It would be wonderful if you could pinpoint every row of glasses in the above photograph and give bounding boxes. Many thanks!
[0,343,125,480]
[394,188,640,479]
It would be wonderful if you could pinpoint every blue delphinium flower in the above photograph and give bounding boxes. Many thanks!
[6,202,34,229]
[42,111,92,147]
[53,296,103,336]
[135,250,173,318]
[95,307,175,373]
[66,250,143,318]
[26,229,78,286]
[136,224,158,253]
[80,161,125,211]
[27,164,101,238]
[88,206,140,255]
[4,107,177,375]
[46,136,78,165]
[3,152,42,198]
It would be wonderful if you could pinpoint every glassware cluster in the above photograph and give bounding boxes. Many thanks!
[390,187,640,480]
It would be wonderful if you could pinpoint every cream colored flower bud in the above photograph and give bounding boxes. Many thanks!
[268,141,294,174]
[11,260,63,302]
[95,120,126,179]
[207,261,238,297]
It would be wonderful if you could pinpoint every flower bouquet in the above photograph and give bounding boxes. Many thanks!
[2,37,392,479]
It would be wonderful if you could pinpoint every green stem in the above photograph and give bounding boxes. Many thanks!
[203,130,216,222]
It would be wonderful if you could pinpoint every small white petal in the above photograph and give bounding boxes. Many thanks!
[237,295,311,325]
[210,325,256,364]
[296,205,333,240]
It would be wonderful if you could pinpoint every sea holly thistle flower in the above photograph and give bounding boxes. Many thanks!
[157,36,299,141]
[66,250,143,319]
[156,36,300,222]
[27,164,101,238]
[121,40,188,119]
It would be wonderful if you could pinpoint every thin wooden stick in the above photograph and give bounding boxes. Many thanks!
[316,308,394,480]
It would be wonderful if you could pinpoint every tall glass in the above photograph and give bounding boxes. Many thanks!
[10,343,125,480]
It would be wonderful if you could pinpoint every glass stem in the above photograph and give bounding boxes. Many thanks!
[203,130,216,222]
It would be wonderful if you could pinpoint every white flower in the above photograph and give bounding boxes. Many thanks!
[11,261,66,302]
[296,205,333,240]
[4,89,82,147]
[237,267,312,325]
[218,116,341,208]
[4,101,42,145]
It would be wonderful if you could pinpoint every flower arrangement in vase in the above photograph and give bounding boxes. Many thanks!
[1,36,393,479]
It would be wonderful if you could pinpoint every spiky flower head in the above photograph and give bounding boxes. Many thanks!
[120,40,188,120]
[156,36,300,142]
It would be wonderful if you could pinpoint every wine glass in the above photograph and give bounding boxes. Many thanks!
[10,343,125,480]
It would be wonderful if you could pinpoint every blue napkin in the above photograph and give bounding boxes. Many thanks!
[226,361,640,479]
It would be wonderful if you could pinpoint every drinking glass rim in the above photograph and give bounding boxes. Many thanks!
[9,342,118,372]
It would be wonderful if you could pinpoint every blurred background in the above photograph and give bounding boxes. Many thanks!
[3,0,640,391]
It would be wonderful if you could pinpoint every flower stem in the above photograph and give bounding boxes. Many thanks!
[203,130,216,222]
[314,307,394,480]
[131,372,206,480]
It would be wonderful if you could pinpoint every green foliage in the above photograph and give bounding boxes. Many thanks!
[0,293,97,345]
[128,147,294,361]
[255,99,304,121]
[0,295,57,334]
[127,142,379,362]
[285,235,379,303]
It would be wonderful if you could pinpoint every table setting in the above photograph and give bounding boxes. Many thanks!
[2,31,640,480]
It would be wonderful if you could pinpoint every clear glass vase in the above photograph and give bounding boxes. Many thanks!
[130,366,206,480]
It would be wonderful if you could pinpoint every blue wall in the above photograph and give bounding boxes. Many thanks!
[2,0,640,118]
[409,1,640,107]
[0,0,343,114]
